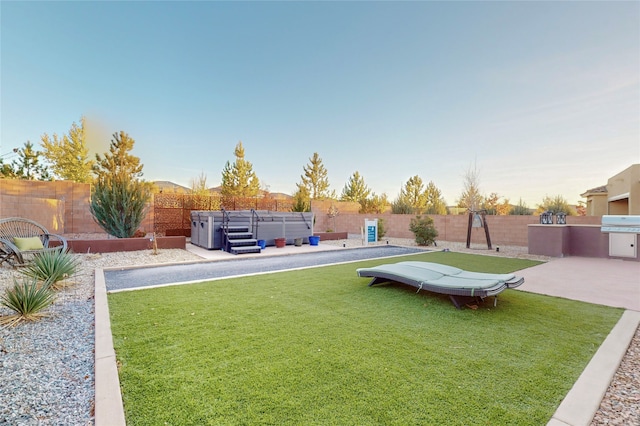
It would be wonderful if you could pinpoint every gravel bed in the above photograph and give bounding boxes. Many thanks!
[0,237,637,425]
[0,249,201,426]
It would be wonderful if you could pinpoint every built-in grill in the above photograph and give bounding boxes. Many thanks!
[601,215,640,258]
[601,215,640,233]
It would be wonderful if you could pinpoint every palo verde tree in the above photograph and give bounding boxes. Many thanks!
[40,116,94,183]
[89,131,151,238]
[220,141,260,197]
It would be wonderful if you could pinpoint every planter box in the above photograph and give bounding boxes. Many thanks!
[313,232,348,241]
[66,236,186,253]
[166,228,191,237]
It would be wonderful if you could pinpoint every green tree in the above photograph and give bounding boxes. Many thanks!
[291,184,311,212]
[360,193,389,214]
[481,192,500,215]
[403,176,427,213]
[220,141,260,197]
[391,175,430,214]
[90,176,151,238]
[40,117,94,182]
[340,171,371,203]
[299,152,331,199]
[0,158,17,178]
[457,161,483,211]
[537,195,574,215]
[391,189,414,214]
[11,141,51,181]
[93,131,143,183]
[496,197,512,215]
[424,181,447,215]
[90,130,151,238]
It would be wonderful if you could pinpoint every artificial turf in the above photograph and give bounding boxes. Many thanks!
[108,251,622,425]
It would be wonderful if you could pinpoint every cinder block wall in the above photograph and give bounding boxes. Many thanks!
[0,194,65,232]
[312,209,602,247]
[0,180,154,234]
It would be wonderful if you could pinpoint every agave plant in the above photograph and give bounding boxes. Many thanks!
[0,276,56,327]
[19,249,80,290]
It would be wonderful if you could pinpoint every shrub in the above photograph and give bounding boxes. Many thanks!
[391,197,413,214]
[19,249,80,290]
[90,176,151,238]
[0,277,56,327]
[409,215,438,246]
[377,218,387,241]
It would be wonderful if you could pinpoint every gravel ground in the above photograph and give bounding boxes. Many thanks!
[0,236,637,425]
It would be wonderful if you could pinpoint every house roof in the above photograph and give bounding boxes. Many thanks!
[580,185,607,197]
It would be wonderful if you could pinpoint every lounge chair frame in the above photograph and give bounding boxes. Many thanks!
[357,261,524,309]
[0,217,68,267]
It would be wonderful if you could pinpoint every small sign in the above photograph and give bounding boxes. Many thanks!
[364,219,378,245]
[367,226,376,242]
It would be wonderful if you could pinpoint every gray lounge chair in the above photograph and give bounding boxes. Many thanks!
[356,261,524,309]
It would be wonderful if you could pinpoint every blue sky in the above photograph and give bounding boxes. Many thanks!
[1,1,638,207]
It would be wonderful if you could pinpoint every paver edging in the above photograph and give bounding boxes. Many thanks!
[94,267,126,426]
[548,309,640,426]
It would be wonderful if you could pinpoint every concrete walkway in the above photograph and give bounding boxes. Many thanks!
[516,256,640,426]
[95,246,640,426]
[518,257,640,311]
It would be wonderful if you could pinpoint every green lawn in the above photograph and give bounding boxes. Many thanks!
[109,252,622,425]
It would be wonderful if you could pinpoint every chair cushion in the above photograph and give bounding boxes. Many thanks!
[13,236,45,251]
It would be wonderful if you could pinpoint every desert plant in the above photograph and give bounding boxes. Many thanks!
[409,215,438,246]
[1,277,56,327]
[510,198,532,215]
[377,218,387,241]
[90,176,151,238]
[19,249,80,290]
[536,195,574,215]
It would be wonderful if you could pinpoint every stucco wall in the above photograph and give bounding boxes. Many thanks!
[528,224,638,261]
[608,164,640,215]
